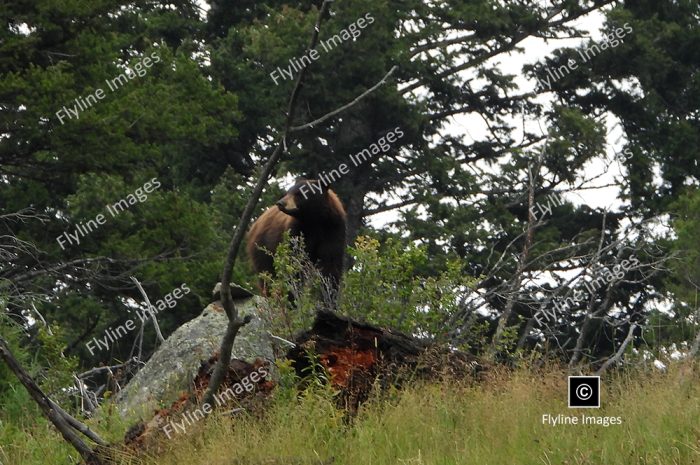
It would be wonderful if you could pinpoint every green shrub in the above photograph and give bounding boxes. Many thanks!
[257,234,476,344]
[341,236,475,340]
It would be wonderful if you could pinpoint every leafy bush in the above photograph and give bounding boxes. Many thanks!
[256,233,333,343]
[341,236,474,340]
[257,234,475,343]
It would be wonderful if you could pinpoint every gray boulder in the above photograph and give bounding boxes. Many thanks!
[113,296,273,418]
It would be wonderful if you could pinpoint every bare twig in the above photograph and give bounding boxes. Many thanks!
[77,359,137,380]
[130,318,145,362]
[130,276,165,344]
[267,331,297,348]
[31,303,52,336]
[74,375,94,414]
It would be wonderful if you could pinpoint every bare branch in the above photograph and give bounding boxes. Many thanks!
[596,323,637,375]
[201,0,335,410]
[130,276,165,344]
[290,65,398,132]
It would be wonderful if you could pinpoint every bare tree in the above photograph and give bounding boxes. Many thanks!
[488,153,543,357]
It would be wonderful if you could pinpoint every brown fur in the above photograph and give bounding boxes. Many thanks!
[246,179,347,292]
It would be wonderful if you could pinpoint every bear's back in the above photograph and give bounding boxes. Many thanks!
[246,206,297,275]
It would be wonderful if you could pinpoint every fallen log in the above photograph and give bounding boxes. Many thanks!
[287,310,485,411]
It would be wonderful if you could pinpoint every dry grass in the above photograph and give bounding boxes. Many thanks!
[3,363,699,465]
[145,363,700,465]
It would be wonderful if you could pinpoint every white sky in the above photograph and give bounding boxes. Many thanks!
[370,7,632,228]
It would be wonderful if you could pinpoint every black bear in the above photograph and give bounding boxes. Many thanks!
[246,178,347,293]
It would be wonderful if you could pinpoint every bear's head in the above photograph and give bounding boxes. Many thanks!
[276,177,343,221]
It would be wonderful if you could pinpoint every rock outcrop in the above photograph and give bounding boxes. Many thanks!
[113,296,273,417]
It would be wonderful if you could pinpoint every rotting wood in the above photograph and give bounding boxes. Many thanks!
[287,311,486,411]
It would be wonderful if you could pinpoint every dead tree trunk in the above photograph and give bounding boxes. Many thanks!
[288,311,484,412]
[0,336,108,464]
[489,156,542,358]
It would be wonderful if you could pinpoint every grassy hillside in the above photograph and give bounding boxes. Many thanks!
[3,363,699,465]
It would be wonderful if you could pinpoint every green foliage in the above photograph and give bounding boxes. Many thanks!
[33,326,79,395]
[1,0,244,368]
[490,317,523,357]
[341,236,474,340]
[0,315,29,400]
[669,188,700,305]
[257,233,327,342]
[49,172,228,362]
[258,234,475,343]
[662,187,700,349]
[0,313,78,400]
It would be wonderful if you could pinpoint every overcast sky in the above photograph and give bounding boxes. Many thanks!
[370,6,635,228]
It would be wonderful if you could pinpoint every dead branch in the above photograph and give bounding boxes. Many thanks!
[0,336,108,464]
[130,276,165,344]
[596,323,638,375]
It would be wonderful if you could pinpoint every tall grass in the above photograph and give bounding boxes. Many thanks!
[2,363,699,465]
[144,363,700,465]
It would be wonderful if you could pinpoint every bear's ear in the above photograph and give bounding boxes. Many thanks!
[295,176,308,183]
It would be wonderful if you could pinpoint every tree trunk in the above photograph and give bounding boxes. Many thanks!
[489,158,540,358]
